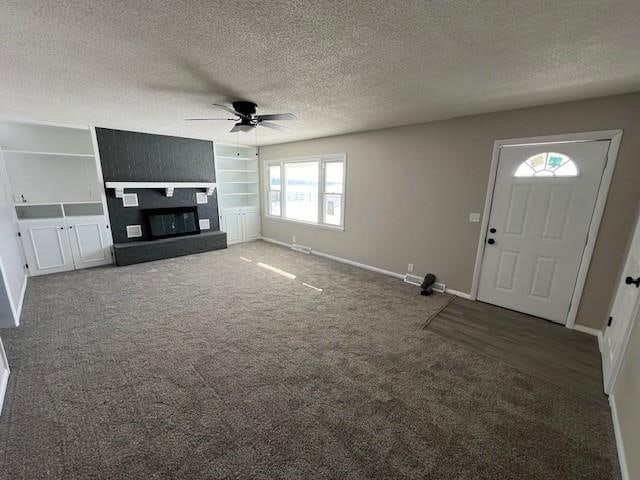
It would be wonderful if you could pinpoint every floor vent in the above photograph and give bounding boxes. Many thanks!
[404,274,423,286]
[433,282,446,293]
[291,243,311,254]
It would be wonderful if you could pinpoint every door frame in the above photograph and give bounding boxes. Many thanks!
[470,130,623,329]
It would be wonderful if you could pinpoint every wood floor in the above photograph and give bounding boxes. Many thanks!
[426,297,606,404]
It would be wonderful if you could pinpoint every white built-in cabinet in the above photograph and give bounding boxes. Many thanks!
[214,143,261,244]
[19,215,112,276]
[220,208,260,245]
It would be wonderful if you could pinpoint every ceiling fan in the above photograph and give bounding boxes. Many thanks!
[186,101,296,133]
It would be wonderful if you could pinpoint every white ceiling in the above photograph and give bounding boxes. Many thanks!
[2,1,640,146]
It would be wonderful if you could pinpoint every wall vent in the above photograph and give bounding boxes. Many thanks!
[404,274,423,286]
[199,219,210,230]
[122,193,139,207]
[291,243,311,254]
[126,225,142,238]
[196,192,208,204]
[433,282,446,293]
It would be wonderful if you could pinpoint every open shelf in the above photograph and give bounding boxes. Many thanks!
[217,155,255,161]
[215,142,259,210]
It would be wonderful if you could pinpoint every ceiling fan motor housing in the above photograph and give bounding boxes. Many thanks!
[232,101,258,118]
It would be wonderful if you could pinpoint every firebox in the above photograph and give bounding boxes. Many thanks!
[144,207,200,240]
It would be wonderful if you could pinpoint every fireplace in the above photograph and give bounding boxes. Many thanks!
[145,207,200,239]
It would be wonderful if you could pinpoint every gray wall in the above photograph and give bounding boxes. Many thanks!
[260,93,640,330]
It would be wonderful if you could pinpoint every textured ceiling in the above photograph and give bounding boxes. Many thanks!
[2,1,640,146]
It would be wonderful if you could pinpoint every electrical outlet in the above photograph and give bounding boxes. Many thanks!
[408,263,414,273]
[469,212,481,223]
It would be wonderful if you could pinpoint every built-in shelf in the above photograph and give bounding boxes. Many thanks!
[217,169,256,173]
[105,181,216,198]
[1,149,95,157]
[217,155,255,161]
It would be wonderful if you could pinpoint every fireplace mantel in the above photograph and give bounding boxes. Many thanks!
[105,181,216,198]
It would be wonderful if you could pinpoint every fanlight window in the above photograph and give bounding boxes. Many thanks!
[514,152,578,178]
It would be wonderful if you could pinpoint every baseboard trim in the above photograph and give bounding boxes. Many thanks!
[260,237,404,280]
[445,288,471,299]
[0,338,9,416]
[609,394,630,480]
[573,324,602,338]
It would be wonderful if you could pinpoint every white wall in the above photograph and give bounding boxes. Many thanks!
[0,150,27,327]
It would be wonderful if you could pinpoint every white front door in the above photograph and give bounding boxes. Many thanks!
[477,140,610,323]
[602,213,640,393]
[19,219,75,276]
[67,216,112,269]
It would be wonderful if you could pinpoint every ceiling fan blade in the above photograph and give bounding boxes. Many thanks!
[212,103,246,119]
[185,118,236,121]
[256,113,297,121]
[259,121,290,132]
[230,123,255,133]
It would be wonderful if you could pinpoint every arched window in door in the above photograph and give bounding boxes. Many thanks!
[514,152,579,178]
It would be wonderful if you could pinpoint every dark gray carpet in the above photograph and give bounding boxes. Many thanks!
[0,241,620,479]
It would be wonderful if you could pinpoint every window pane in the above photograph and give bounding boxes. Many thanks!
[285,162,318,223]
[268,165,281,191]
[323,194,342,226]
[268,191,281,216]
[325,161,343,194]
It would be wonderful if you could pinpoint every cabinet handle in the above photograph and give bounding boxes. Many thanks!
[59,226,65,230]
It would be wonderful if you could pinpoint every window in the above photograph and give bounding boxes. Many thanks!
[267,165,281,216]
[264,154,345,229]
[514,152,578,178]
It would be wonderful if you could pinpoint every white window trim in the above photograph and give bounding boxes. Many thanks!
[263,153,346,231]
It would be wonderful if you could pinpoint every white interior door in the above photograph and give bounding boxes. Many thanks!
[602,213,640,393]
[477,141,610,323]
[19,219,74,276]
[67,216,112,269]
[243,211,260,241]
[221,212,243,244]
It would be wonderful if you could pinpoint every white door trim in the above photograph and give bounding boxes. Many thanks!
[470,130,623,330]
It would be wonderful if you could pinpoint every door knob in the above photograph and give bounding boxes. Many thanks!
[625,276,640,288]
[489,228,496,233]
[487,238,495,245]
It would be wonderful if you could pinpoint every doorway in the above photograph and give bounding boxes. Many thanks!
[471,131,622,326]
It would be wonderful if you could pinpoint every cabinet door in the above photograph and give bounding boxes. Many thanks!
[243,212,260,241]
[67,216,113,269]
[221,212,243,244]
[19,219,74,276]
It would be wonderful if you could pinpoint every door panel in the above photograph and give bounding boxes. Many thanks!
[603,214,640,392]
[243,212,260,241]
[20,220,74,276]
[477,141,610,323]
[67,216,112,269]
[221,212,243,244]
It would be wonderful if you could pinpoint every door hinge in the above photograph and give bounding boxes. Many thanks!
[25,263,28,269]
[607,316,613,327]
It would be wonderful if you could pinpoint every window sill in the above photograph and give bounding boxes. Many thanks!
[263,214,345,232]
